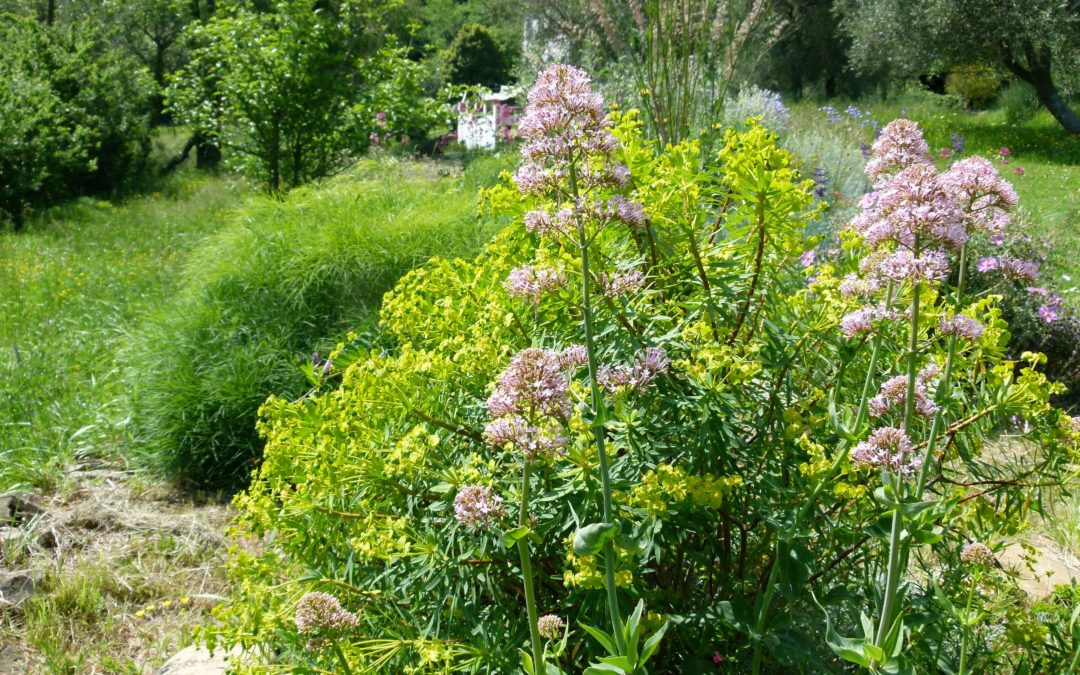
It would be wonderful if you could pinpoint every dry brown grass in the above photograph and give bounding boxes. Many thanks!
[1,462,232,674]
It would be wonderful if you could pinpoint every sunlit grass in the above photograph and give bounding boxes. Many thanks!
[0,171,245,492]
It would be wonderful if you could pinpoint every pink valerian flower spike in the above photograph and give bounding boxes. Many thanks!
[865,119,932,187]
[454,485,505,527]
[851,426,921,475]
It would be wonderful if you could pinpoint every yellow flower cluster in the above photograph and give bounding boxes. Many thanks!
[628,463,742,517]
[563,538,635,589]
[348,513,414,561]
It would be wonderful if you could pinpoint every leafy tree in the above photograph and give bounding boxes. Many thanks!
[838,0,1080,133]
[0,14,153,225]
[102,0,196,123]
[168,0,365,190]
[168,0,444,190]
[444,23,512,88]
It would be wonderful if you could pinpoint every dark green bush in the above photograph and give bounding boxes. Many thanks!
[0,15,152,225]
[125,157,513,491]
[944,63,1001,110]
[1000,80,1041,125]
[443,23,512,89]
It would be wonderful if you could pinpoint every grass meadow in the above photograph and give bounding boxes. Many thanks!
[0,171,245,492]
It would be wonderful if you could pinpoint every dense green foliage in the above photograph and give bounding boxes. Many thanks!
[837,0,1080,133]
[0,15,153,224]
[443,23,513,88]
[166,0,446,190]
[125,157,513,491]
[945,64,1001,110]
[0,167,243,492]
[206,87,1077,672]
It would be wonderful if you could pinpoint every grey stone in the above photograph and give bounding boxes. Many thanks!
[0,494,41,525]
[157,645,243,675]
[0,569,42,607]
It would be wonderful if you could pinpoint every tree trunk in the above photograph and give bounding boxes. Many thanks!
[1032,79,1080,135]
[195,132,221,169]
[1004,48,1080,135]
[46,0,55,25]
[151,43,167,126]
[268,119,281,191]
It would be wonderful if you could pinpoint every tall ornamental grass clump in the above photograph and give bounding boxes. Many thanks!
[125,158,510,491]
[206,67,1078,673]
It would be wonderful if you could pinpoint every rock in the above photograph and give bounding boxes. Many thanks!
[0,569,42,607]
[0,494,41,525]
[156,645,242,675]
[0,644,29,672]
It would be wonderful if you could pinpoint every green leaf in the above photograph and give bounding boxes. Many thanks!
[598,655,635,671]
[501,526,532,549]
[573,522,621,556]
[640,621,669,664]
[583,664,625,675]
[520,649,535,675]
[580,623,617,656]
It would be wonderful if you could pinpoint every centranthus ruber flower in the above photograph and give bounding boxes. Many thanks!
[505,265,567,305]
[851,426,921,475]
[865,119,932,187]
[454,485,505,527]
[294,592,358,634]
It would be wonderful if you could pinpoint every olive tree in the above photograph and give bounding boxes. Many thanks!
[838,0,1080,134]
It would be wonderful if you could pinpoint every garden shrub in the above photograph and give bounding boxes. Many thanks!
[1000,80,1041,125]
[443,23,513,89]
[206,67,1078,672]
[125,158,512,491]
[945,63,1001,110]
[0,16,152,225]
[966,232,1080,410]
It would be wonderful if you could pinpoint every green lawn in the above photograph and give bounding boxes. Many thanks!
[0,171,244,492]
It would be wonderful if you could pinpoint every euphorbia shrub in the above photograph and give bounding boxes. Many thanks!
[206,67,1078,673]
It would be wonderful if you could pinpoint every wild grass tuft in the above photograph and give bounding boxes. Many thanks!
[124,156,514,492]
[0,172,244,493]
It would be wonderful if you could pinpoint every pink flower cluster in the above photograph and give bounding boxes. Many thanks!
[938,314,984,340]
[454,485,505,527]
[598,347,669,395]
[598,269,646,299]
[976,256,1041,283]
[865,119,931,187]
[868,364,941,419]
[294,592,358,634]
[839,305,901,338]
[851,426,921,475]
[513,65,624,198]
[512,64,643,242]
[505,265,567,305]
[485,347,584,459]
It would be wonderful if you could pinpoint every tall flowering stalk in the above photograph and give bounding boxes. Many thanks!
[832,121,1021,665]
[512,65,655,656]
[484,347,577,671]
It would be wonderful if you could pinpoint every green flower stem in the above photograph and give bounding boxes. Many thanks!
[958,571,978,675]
[854,281,896,432]
[875,499,905,648]
[915,244,968,498]
[750,282,897,672]
[569,161,626,655]
[750,558,780,675]
[877,247,922,648]
[517,461,546,672]
[578,223,627,655]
